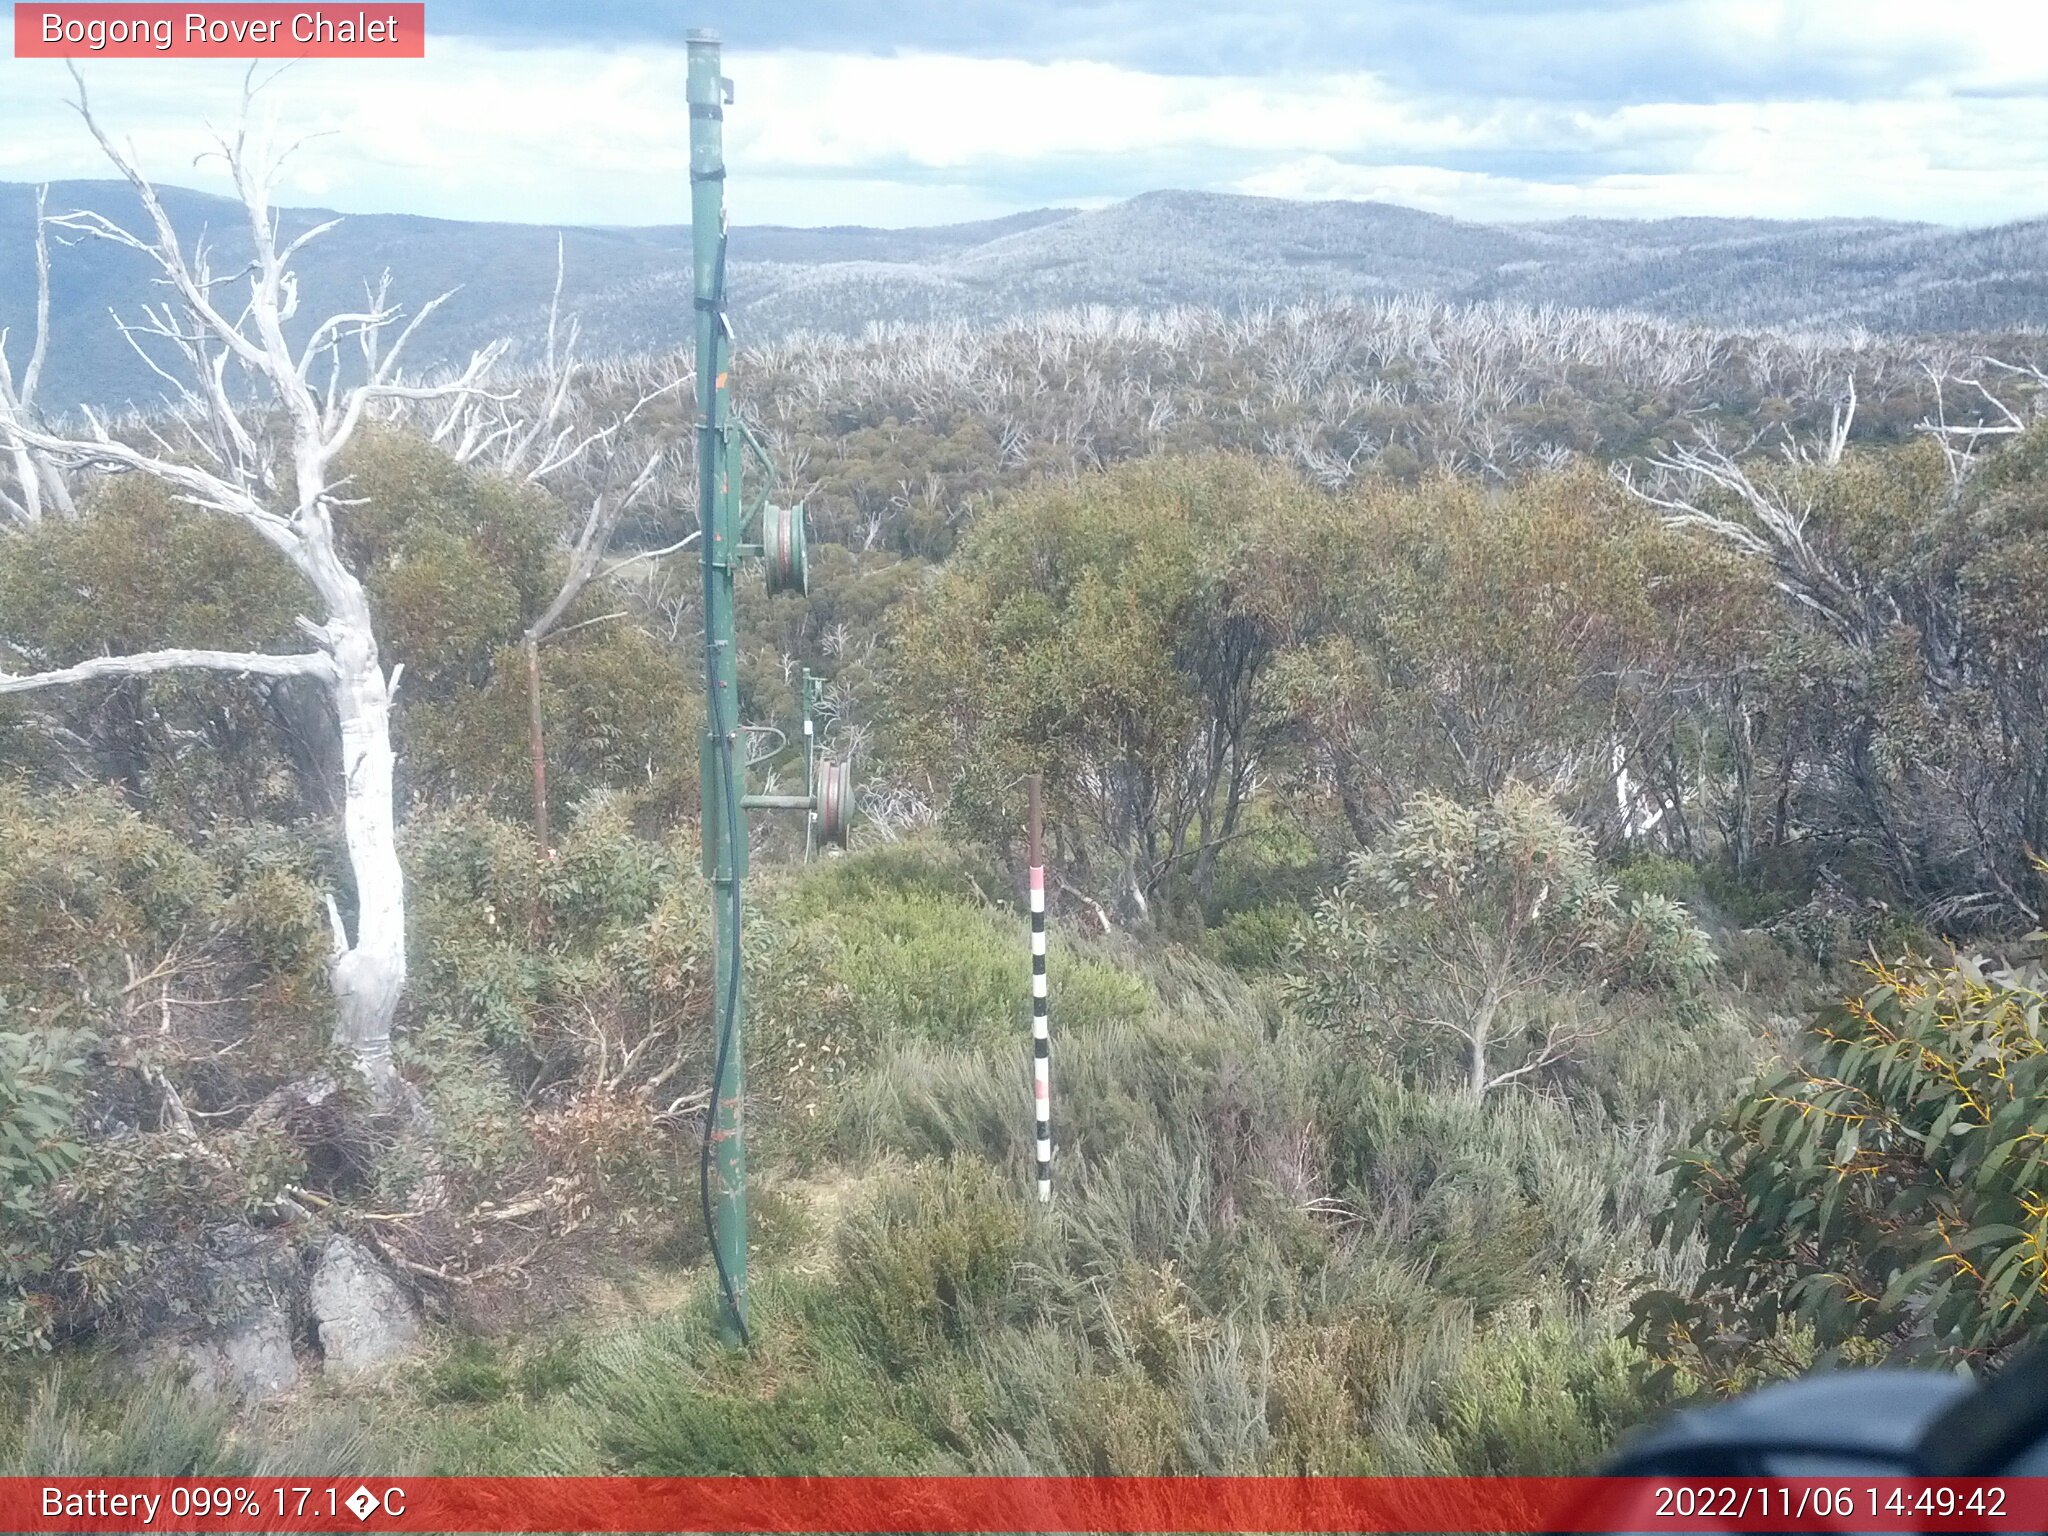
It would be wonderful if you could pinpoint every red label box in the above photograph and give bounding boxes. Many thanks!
[5,1477,2048,1533]
[14,4,426,57]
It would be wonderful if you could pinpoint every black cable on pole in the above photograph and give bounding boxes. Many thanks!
[696,222,750,1348]
[699,673,749,1348]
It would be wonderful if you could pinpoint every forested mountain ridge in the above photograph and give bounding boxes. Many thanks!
[4,178,2045,410]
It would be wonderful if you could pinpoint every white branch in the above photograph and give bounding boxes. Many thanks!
[0,648,335,695]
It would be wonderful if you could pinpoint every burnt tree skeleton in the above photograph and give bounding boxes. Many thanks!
[421,238,696,850]
[0,73,502,1104]
[0,186,75,526]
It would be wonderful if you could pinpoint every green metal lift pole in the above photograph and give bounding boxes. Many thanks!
[688,28,749,1346]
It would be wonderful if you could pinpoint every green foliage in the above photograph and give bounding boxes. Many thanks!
[0,1370,244,1475]
[333,430,560,676]
[835,1159,1033,1369]
[757,845,1154,1126]
[0,787,219,1028]
[0,427,700,834]
[1289,783,1716,1095]
[1421,1319,1667,1476]
[405,629,700,828]
[1206,904,1306,974]
[821,890,1026,1047]
[1200,807,1329,923]
[0,478,311,826]
[0,1031,89,1352]
[1634,947,2048,1383]
[399,800,710,1200]
[892,454,1347,918]
[586,1289,934,1475]
[0,787,335,1350]
[20,368,2042,1477]
[1272,469,1759,842]
[329,429,700,825]
[420,1331,587,1407]
[1320,1067,1661,1315]
[0,790,329,1064]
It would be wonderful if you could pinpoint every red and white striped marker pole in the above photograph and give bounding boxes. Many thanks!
[1027,774,1052,1202]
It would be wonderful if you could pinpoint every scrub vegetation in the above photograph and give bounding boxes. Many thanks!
[5,162,2048,1473]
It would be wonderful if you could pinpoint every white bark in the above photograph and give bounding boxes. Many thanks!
[1611,739,1667,842]
[0,186,73,526]
[0,648,334,693]
[0,73,499,1105]
[1615,425,1888,650]
[1917,359,2047,487]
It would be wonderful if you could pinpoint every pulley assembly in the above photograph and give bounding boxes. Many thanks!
[815,754,852,849]
[738,669,854,853]
[761,501,809,597]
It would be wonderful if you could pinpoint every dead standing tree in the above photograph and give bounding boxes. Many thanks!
[0,77,501,1106]
[422,242,692,850]
[0,185,76,525]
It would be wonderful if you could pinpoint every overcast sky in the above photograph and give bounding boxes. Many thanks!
[4,0,2048,228]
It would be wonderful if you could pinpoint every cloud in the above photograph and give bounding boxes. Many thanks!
[420,0,2048,103]
[2,8,2048,229]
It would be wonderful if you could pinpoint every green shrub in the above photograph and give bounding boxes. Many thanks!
[834,1159,1034,1369]
[1320,1069,1648,1314]
[1634,946,2048,1381]
[1616,854,1704,904]
[0,1370,244,1475]
[0,1030,90,1352]
[422,1336,513,1405]
[1206,903,1306,974]
[1422,1319,1667,1475]
[786,837,1005,915]
[830,890,1024,1046]
[1202,810,1328,925]
[0,479,309,828]
[0,789,218,1028]
[1289,784,1716,1097]
[585,1289,933,1475]
[773,853,1154,1064]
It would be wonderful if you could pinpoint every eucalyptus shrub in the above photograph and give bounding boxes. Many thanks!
[1289,783,1716,1097]
[1633,945,2048,1384]
[0,1030,90,1352]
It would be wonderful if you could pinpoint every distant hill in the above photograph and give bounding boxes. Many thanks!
[2,181,2044,411]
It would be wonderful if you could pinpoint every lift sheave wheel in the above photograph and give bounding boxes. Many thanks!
[762,502,809,597]
[816,755,853,849]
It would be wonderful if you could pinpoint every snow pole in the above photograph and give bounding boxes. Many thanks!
[1028,774,1052,1201]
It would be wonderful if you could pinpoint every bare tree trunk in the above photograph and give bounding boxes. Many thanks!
[0,79,511,1112]
[5,442,42,523]
[1728,688,1756,876]
[1466,987,1501,1098]
[525,636,550,851]
[330,647,406,1104]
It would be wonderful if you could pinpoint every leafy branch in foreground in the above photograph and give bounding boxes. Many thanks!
[1633,941,2048,1385]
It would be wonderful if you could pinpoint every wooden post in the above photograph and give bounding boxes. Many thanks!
[525,637,549,853]
[1027,773,1051,1201]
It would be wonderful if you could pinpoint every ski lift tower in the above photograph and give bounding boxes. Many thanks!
[688,29,852,1346]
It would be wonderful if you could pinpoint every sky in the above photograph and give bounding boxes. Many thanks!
[4,0,2048,229]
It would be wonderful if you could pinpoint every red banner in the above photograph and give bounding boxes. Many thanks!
[13,4,425,58]
[2,1477,2047,1533]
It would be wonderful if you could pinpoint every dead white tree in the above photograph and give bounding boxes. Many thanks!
[516,436,688,851]
[0,185,76,525]
[1917,358,2048,487]
[0,76,501,1106]
[1614,385,1885,649]
[423,241,692,849]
